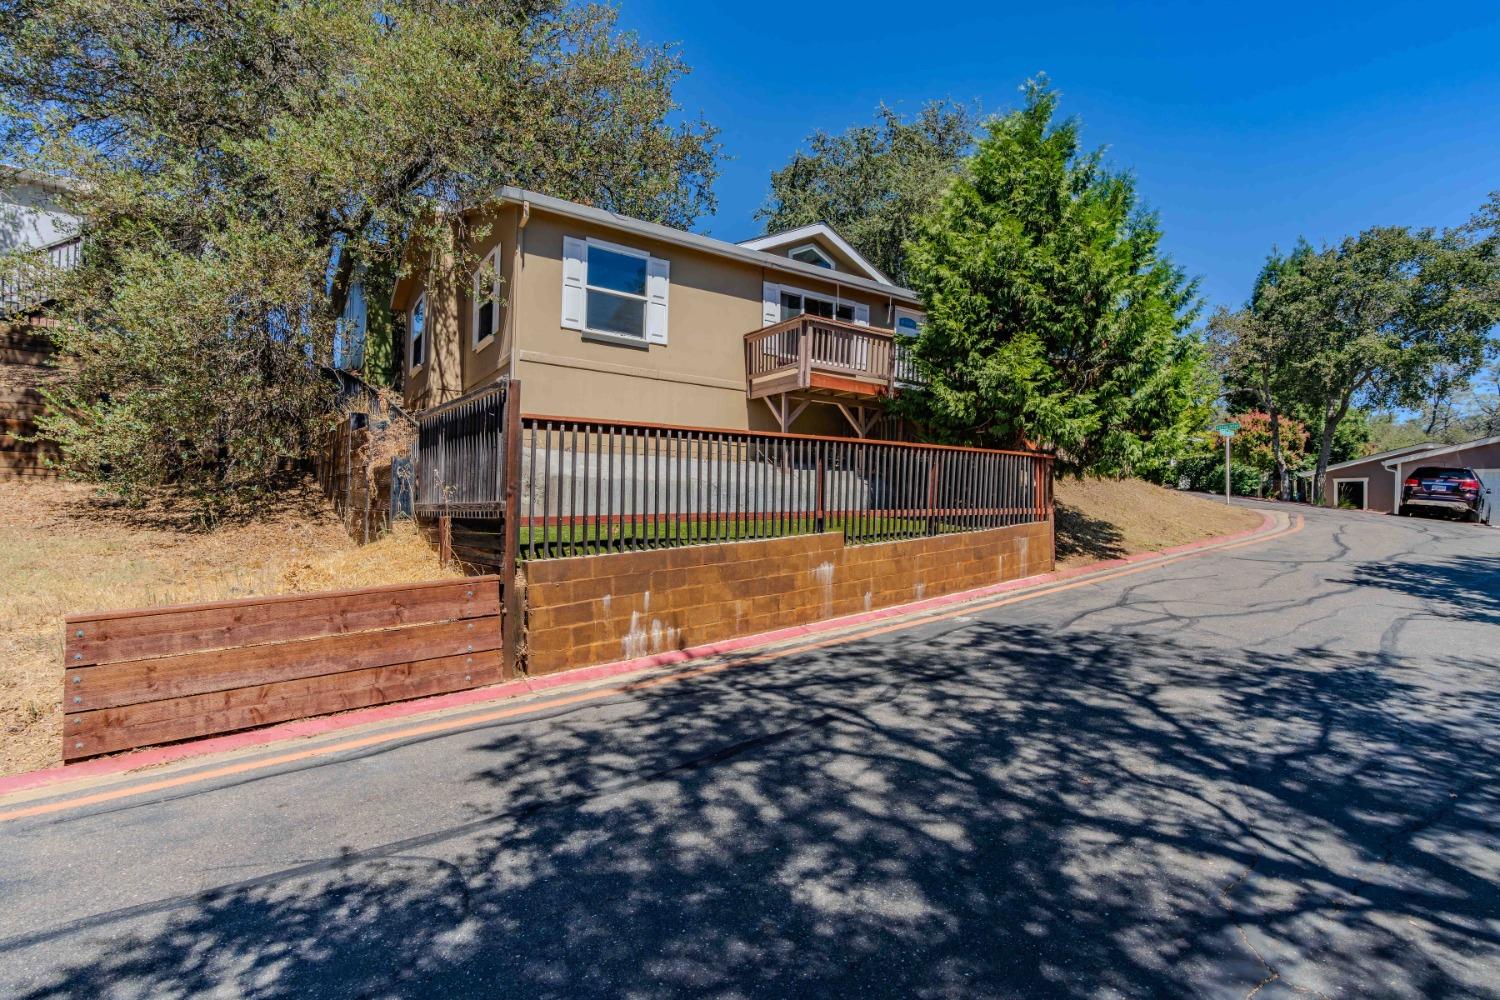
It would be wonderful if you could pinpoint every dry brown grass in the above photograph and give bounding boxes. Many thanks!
[0,474,1260,777]
[1054,477,1264,568]
[0,478,457,777]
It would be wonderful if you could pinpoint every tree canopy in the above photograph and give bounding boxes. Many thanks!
[1247,217,1499,500]
[1205,244,1313,497]
[899,81,1209,476]
[0,0,719,518]
[755,100,975,286]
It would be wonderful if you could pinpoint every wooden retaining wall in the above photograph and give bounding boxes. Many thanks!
[62,577,505,761]
[318,420,399,544]
[0,318,62,480]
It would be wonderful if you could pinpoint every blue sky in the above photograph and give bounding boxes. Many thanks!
[618,0,1500,313]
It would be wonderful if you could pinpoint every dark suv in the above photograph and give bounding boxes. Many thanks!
[1398,466,1492,523]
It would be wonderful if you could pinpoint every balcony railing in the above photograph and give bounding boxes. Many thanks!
[0,237,81,314]
[744,315,924,400]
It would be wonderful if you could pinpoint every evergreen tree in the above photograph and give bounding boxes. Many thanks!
[901,81,1208,475]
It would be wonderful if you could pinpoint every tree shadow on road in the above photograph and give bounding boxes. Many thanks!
[8,623,1499,998]
[1342,554,1500,628]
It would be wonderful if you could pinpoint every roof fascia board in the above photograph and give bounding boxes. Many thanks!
[1324,442,1440,472]
[0,164,80,195]
[738,223,893,285]
[1379,434,1500,468]
[493,188,916,302]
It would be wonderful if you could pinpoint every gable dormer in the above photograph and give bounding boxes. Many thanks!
[738,223,891,285]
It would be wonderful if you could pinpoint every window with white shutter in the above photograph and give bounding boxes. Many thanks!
[561,236,669,346]
[761,282,780,327]
[472,249,500,350]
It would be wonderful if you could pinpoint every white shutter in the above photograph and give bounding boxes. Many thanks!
[561,236,586,330]
[645,256,670,344]
[853,302,870,326]
[762,282,780,327]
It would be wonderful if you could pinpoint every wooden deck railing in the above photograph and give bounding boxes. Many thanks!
[1,236,80,314]
[744,316,924,398]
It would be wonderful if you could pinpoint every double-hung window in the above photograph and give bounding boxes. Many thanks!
[409,291,426,372]
[561,236,669,345]
[472,249,500,351]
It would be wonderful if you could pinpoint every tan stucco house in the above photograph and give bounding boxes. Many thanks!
[390,188,925,438]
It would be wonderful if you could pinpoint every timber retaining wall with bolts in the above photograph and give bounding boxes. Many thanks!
[62,577,505,760]
[523,519,1054,675]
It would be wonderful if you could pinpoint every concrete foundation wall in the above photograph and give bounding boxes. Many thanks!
[523,520,1055,675]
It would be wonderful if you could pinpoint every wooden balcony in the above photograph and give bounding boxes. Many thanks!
[744,316,923,435]
[745,316,922,399]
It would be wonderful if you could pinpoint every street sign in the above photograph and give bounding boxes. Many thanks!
[1214,422,1240,505]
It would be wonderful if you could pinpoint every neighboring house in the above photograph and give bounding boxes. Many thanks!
[0,165,81,313]
[1,165,80,480]
[1321,436,1500,518]
[389,188,926,437]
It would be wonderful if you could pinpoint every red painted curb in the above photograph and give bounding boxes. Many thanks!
[0,510,1279,798]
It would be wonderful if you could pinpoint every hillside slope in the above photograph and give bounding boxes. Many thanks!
[0,479,456,776]
[1054,477,1263,568]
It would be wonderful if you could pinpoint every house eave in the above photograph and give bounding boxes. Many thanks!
[490,188,919,304]
[1324,442,1441,473]
[1377,434,1500,469]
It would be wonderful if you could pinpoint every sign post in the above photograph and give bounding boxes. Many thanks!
[1214,422,1240,505]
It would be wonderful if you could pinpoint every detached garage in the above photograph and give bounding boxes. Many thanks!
[1321,435,1500,521]
[1389,435,1500,523]
[1320,443,1441,513]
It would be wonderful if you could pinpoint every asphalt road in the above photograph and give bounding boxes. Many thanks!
[1,503,1497,999]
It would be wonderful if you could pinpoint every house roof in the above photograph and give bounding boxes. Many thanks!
[737,223,892,285]
[0,164,80,195]
[1324,442,1441,472]
[491,188,918,303]
[1380,433,1500,467]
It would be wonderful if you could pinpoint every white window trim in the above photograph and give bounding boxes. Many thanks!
[894,306,925,338]
[408,290,426,374]
[583,237,650,345]
[563,236,668,348]
[788,243,835,270]
[774,281,868,325]
[1331,477,1369,511]
[471,249,500,352]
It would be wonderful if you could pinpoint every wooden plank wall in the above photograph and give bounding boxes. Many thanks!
[0,318,61,480]
[418,515,506,573]
[318,422,395,543]
[62,576,504,761]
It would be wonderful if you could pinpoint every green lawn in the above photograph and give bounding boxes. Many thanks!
[518,513,995,557]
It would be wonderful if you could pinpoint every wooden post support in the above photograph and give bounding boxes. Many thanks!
[815,453,826,534]
[438,515,453,567]
[499,380,524,679]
